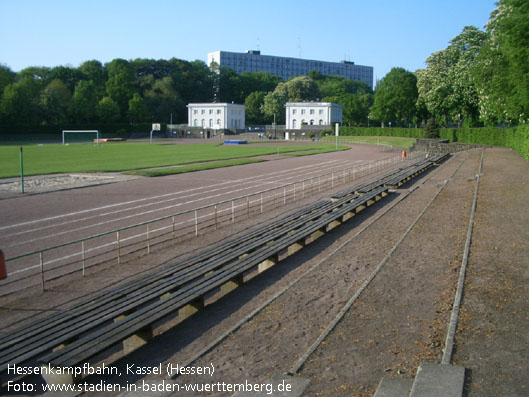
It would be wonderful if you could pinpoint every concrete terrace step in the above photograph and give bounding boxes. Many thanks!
[374,363,465,397]
[374,378,414,397]
[410,363,465,397]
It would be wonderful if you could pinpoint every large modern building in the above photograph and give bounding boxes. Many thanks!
[285,102,343,130]
[187,103,245,130]
[208,50,373,89]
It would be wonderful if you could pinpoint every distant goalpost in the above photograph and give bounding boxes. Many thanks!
[62,130,100,145]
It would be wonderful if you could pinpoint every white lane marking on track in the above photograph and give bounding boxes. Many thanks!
[0,159,347,231]
[3,161,360,248]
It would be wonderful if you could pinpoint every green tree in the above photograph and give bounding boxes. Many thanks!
[16,66,51,84]
[239,72,282,96]
[217,66,243,103]
[79,60,107,96]
[417,26,488,126]
[46,79,72,108]
[128,93,149,123]
[40,78,71,125]
[96,97,121,122]
[48,66,84,92]
[245,91,267,124]
[262,83,288,124]
[0,64,16,93]
[144,77,183,123]
[324,92,373,126]
[106,59,136,117]
[0,77,42,125]
[371,67,418,127]
[284,75,320,101]
[424,117,440,138]
[68,80,98,122]
[317,75,371,98]
[472,0,529,124]
[262,76,321,124]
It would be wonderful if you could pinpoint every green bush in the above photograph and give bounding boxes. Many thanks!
[424,118,440,139]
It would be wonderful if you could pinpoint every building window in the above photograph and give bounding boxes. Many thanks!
[217,109,221,114]
[194,119,198,126]
[209,119,213,127]
[193,109,198,115]
[310,119,314,125]
[293,119,297,128]
[319,109,323,115]
[310,109,315,115]
[217,119,221,126]
[301,109,306,115]
[201,119,205,127]
[292,109,297,115]
[209,109,213,114]
[201,109,205,115]
[319,119,323,125]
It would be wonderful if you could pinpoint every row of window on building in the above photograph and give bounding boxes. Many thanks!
[187,102,342,130]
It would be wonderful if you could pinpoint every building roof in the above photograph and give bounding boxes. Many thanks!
[285,102,342,108]
[187,103,245,107]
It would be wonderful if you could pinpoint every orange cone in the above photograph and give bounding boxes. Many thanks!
[402,150,407,159]
[0,250,6,280]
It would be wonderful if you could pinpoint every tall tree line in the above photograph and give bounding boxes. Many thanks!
[1,0,526,131]
[0,57,374,128]
[0,58,216,127]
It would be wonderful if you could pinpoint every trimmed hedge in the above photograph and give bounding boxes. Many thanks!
[340,127,425,138]
[339,126,528,161]
[440,126,529,161]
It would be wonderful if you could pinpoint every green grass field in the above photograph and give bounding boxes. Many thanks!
[0,142,348,178]
[321,136,416,149]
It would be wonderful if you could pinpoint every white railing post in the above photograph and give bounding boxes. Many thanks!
[40,251,45,291]
[82,241,86,276]
[116,231,121,265]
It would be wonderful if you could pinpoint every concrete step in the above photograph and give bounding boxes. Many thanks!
[410,363,465,397]
[374,377,414,396]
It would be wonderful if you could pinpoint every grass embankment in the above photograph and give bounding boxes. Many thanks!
[321,136,416,149]
[125,158,265,177]
[0,142,348,178]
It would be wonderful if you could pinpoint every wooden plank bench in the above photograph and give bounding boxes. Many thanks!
[1,192,370,383]
[35,186,390,382]
[0,199,334,379]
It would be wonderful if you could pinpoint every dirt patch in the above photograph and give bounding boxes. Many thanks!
[453,148,529,396]
[0,173,140,195]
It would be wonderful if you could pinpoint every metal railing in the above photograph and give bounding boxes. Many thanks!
[0,152,423,295]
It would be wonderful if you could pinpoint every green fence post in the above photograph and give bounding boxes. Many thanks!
[20,147,24,194]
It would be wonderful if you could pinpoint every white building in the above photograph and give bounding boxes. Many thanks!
[187,103,245,130]
[285,102,343,130]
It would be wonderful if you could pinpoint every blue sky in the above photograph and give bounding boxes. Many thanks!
[0,0,497,81]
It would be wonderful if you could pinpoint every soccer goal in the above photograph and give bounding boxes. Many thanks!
[62,130,100,145]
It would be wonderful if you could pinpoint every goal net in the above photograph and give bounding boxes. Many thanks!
[62,130,100,145]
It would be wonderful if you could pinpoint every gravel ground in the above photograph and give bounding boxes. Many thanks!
[1,147,527,397]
